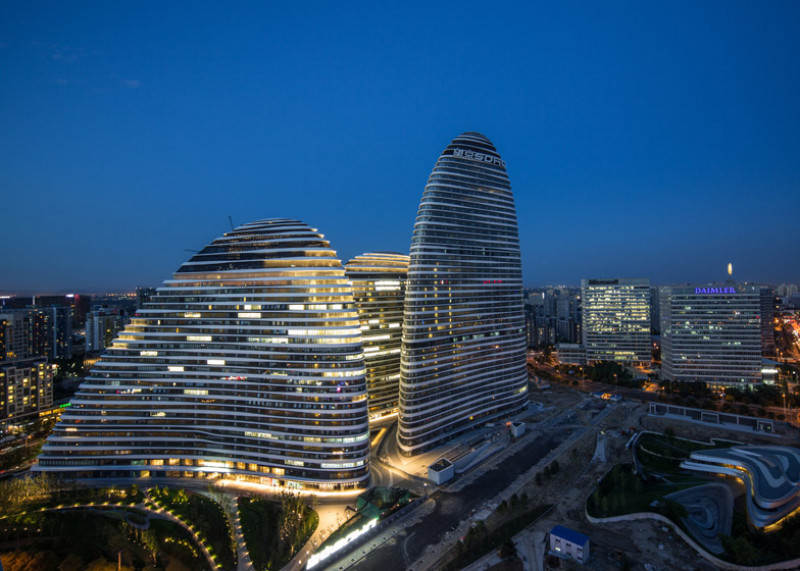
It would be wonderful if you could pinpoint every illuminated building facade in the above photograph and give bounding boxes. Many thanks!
[36,219,370,490]
[1,359,53,426]
[581,278,651,365]
[344,252,409,422]
[398,132,528,456]
[661,284,762,386]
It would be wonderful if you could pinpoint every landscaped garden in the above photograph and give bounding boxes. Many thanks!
[587,431,800,566]
[0,499,204,570]
[238,494,318,571]
[149,485,236,570]
[634,430,719,477]
[0,474,238,571]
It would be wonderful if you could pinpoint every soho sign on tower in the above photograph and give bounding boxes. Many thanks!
[695,287,737,295]
[451,147,506,167]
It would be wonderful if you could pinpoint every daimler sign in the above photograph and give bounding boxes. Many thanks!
[695,287,737,294]
[451,147,506,167]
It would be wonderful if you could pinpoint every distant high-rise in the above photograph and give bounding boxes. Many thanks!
[398,132,528,456]
[345,252,409,422]
[650,286,661,335]
[1,359,53,427]
[85,307,128,352]
[581,278,651,365]
[661,284,762,387]
[759,287,777,357]
[0,306,72,362]
[36,219,370,490]
[135,286,157,311]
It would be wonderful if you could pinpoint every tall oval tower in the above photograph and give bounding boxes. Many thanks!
[398,132,528,455]
[36,219,370,491]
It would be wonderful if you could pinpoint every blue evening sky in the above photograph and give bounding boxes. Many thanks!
[2,2,798,293]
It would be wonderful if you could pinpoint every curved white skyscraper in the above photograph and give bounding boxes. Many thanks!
[398,132,528,456]
[36,219,370,491]
[345,252,409,422]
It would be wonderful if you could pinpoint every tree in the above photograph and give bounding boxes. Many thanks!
[498,540,517,560]
[139,529,159,566]
[659,499,687,522]
[723,536,758,565]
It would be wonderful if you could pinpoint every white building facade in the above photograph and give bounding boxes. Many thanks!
[36,219,370,491]
[661,284,762,387]
[398,132,528,456]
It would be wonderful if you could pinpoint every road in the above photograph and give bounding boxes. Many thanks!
[324,411,577,571]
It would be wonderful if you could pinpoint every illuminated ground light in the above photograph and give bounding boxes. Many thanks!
[306,518,379,569]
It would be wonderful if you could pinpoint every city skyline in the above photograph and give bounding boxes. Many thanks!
[3,2,800,293]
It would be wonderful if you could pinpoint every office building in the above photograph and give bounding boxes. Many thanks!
[398,132,528,456]
[1,359,53,427]
[36,219,370,490]
[661,284,762,387]
[344,252,409,422]
[581,278,651,365]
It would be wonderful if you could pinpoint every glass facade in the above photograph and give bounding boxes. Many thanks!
[344,252,409,423]
[581,278,651,365]
[35,219,370,490]
[398,132,528,456]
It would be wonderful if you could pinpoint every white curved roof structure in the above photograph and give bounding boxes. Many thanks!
[682,445,800,530]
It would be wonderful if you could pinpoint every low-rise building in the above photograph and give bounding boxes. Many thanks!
[428,458,454,485]
[549,525,590,564]
[557,343,585,365]
[510,421,525,438]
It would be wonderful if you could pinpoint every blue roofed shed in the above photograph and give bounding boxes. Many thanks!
[549,525,590,564]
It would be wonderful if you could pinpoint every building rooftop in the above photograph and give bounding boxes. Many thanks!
[550,525,590,546]
[429,458,453,472]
